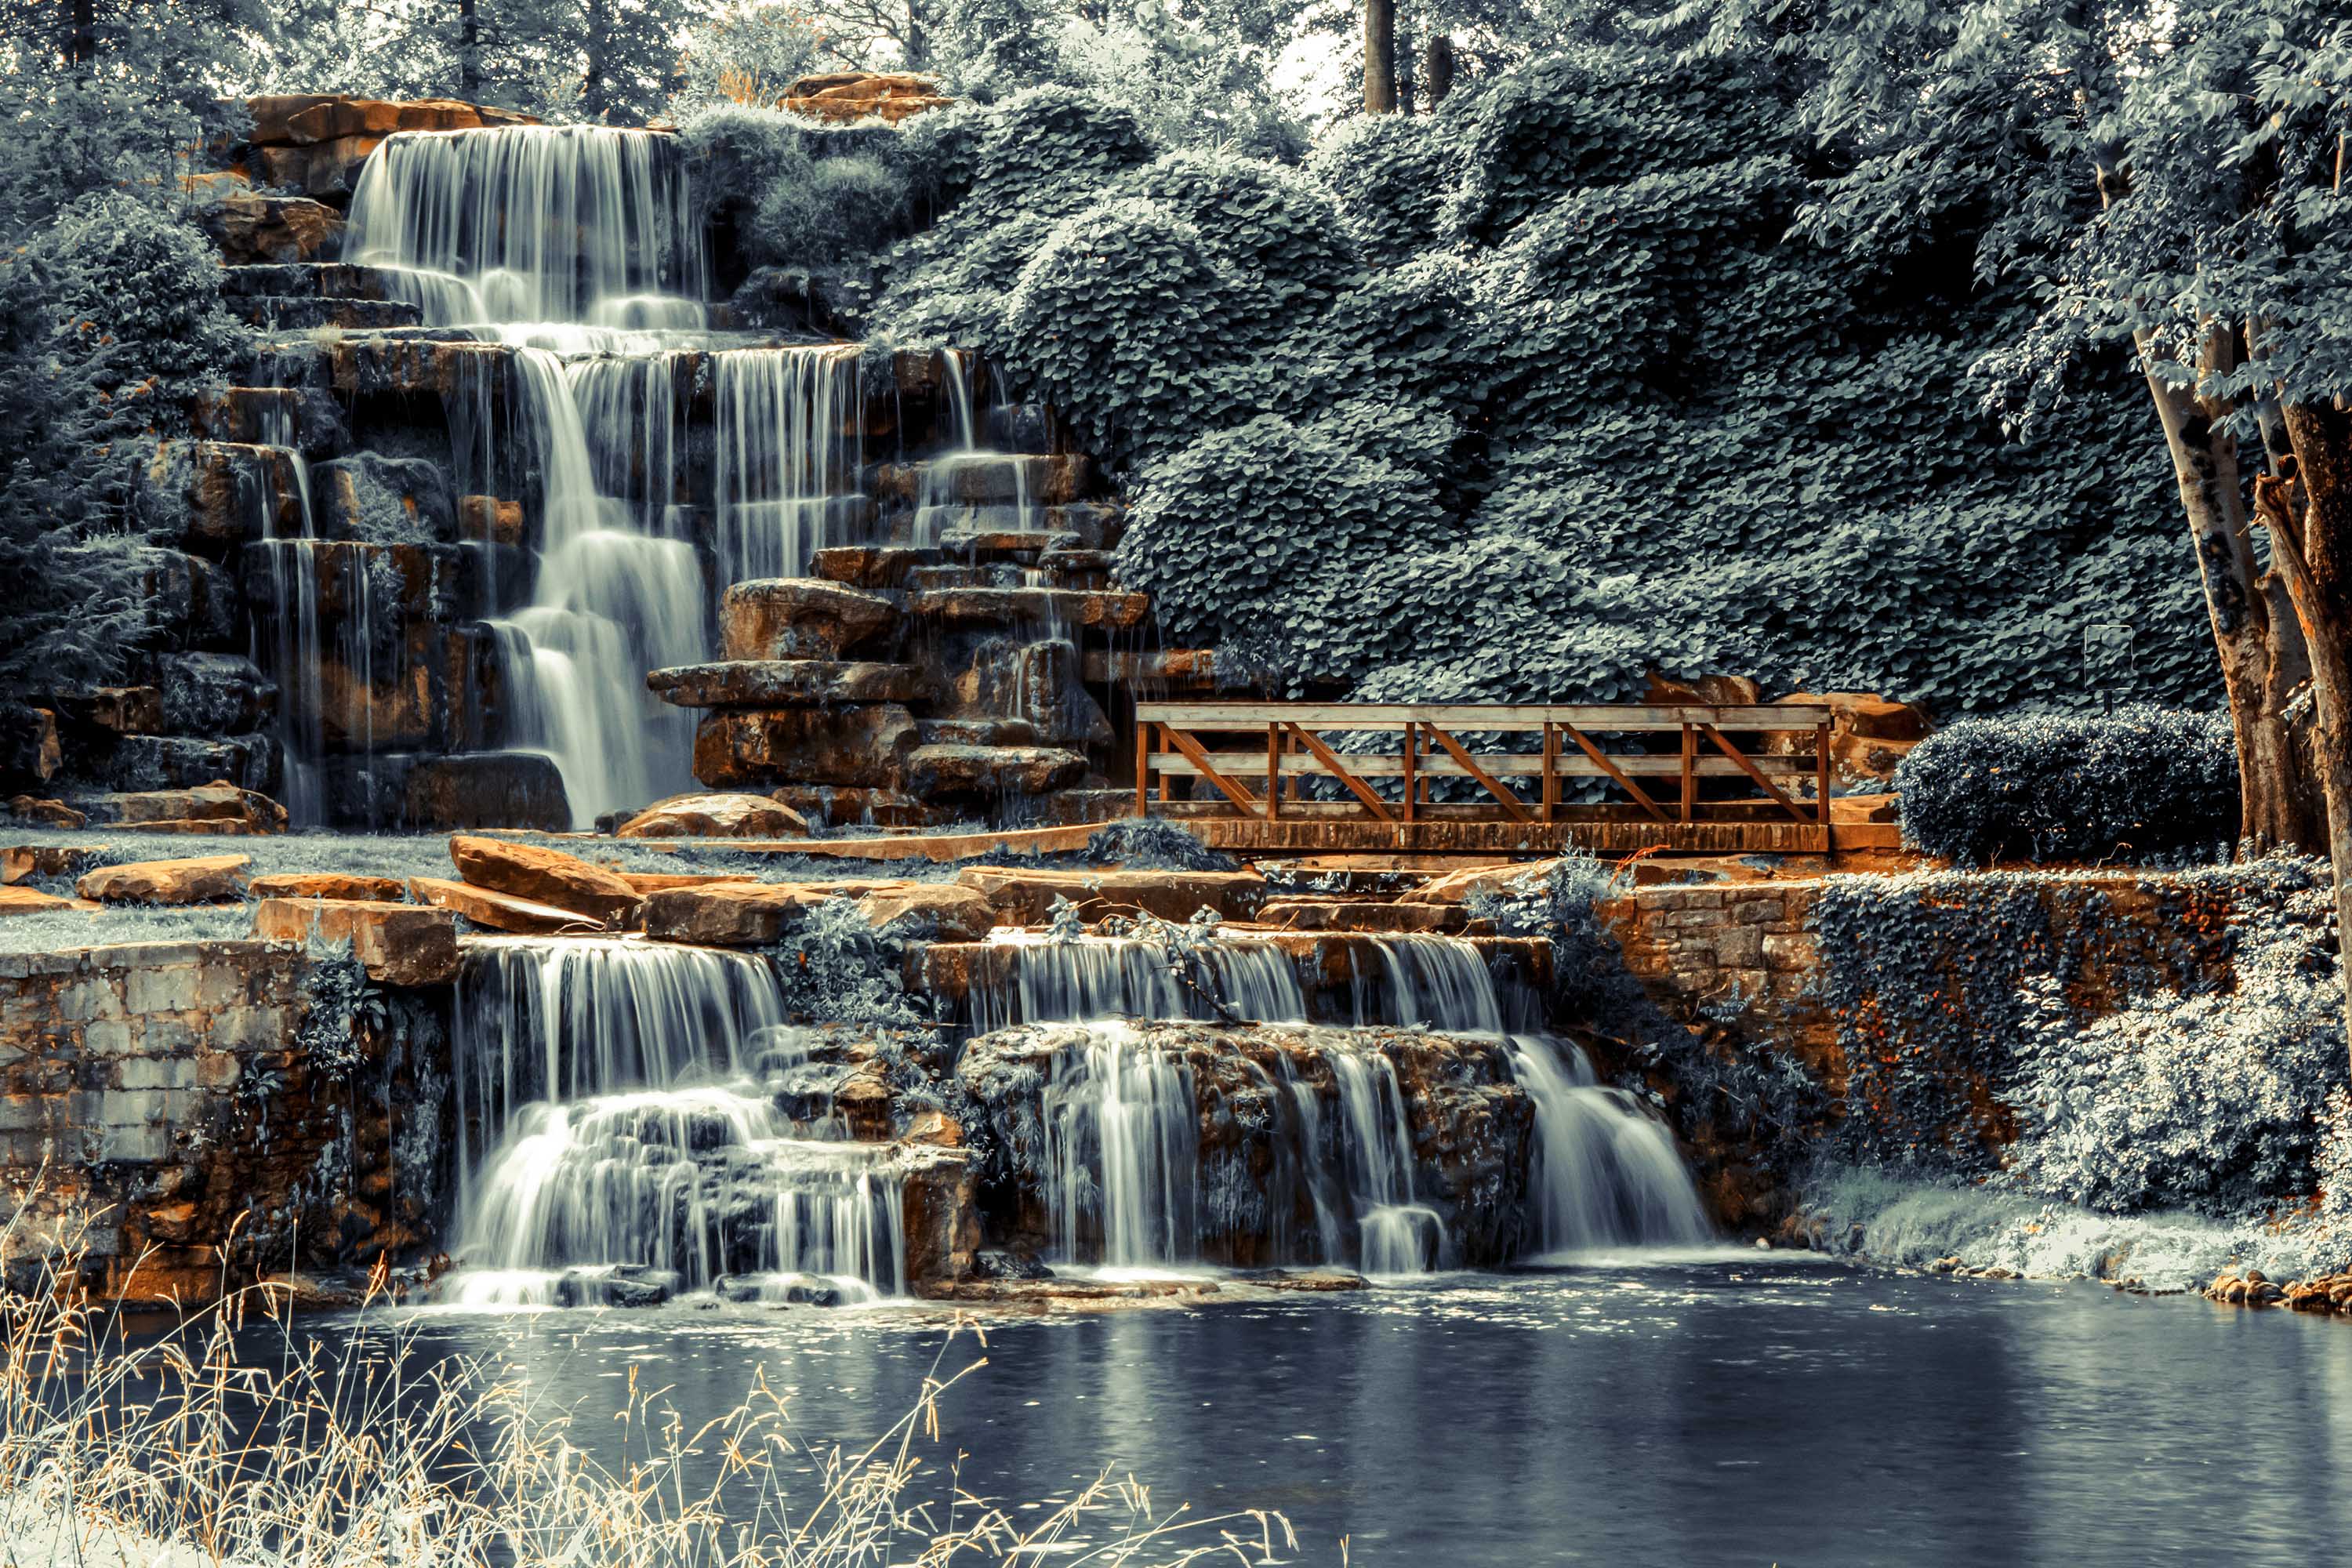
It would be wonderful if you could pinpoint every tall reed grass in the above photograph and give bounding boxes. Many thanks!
[0,1210,1297,1567]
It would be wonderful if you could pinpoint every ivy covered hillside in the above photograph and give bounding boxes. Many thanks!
[684,45,2207,717]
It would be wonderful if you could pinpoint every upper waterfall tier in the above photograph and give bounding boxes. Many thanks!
[346,125,706,328]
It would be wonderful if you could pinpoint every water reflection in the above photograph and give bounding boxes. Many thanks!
[241,1263,2352,1566]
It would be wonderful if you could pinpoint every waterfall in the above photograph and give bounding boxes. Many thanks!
[711,344,866,586]
[346,125,706,329]
[443,938,907,1305]
[968,931,1308,1031]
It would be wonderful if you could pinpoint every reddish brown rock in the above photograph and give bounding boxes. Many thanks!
[692,706,919,789]
[2,844,111,886]
[247,872,408,902]
[720,580,904,661]
[779,72,954,125]
[251,897,459,986]
[82,780,288,834]
[640,881,837,946]
[855,883,1000,942]
[953,866,1267,925]
[7,797,85,829]
[615,792,812,840]
[447,835,641,924]
[77,855,251,905]
[903,742,1089,799]
[1255,899,1465,934]
[458,495,526,547]
[647,659,931,710]
[0,885,82,916]
[195,191,343,265]
[617,870,763,895]
[408,876,605,935]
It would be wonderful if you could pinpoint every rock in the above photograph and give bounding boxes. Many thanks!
[1645,672,1766,707]
[77,780,288,833]
[720,579,904,661]
[1766,691,1933,786]
[692,706,919,789]
[769,784,946,829]
[1243,1270,1370,1292]
[902,1109,965,1148]
[77,854,251,905]
[902,743,1089,800]
[137,547,243,651]
[639,882,836,946]
[971,1249,1052,1281]
[313,453,458,544]
[1401,860,1567,905]
[194,191,343,265]
[780,71,954,125]
[447,835,641,924]
[617,870,762,894]
[459,495,527,548]
[280,97,537,143]
[811,545,936,590]
[408,876,606,935]
[7,797,85,829]
[343,753,569,833]
[72,688,164,735]
[155,653,278,735]
[615,793,812,840]
[86,734,280,797]
[954,866,1267,925]
[647,659,931,709]
[855,883,999,942]
[251,897,460,986]
[1256,899,1465,934]
[248,872,408,902]
[139,440,306,550]
[0,885,82,916]
[908,587,1149,632]
[554,1266,677,1308]
[2,844,110,885]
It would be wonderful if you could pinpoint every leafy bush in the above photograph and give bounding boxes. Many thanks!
[1307,114,1462,264]
[1112,151,1357,328]
[2002,875,2347,1216]
[768,897,929,1028]
[1894,710,2239,865]
[967,86,1152,215]
[1000,197,1254,471]
[668,2,821,117]
[747,154,912,270]
[1081,818,1237,872]
[677,103,808,226]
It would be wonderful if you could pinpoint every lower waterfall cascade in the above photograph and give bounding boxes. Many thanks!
[435,926,1715,1308]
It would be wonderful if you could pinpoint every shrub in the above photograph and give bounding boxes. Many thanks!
[746,154,913,269]
[969,86,1154,214]
[1082,818,1238,872]
[1893,709,2239,864]
[677,103,807,226]
[669,2,822,117]
[1112,150,1358,328]
[1000,197,1256,472]
[1307,113,1461,264]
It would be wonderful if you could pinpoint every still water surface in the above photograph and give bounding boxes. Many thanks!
[290,1255,2352,1566]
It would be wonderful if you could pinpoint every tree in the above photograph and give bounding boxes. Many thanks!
[1364,0,1395,112]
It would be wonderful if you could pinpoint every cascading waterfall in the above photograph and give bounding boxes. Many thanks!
[346,125,706,330]
[711,344,866,586]
[442,938,907,1306]
[985,931,1709,1273]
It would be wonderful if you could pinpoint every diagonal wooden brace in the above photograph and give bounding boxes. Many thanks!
[1281,722,1396,823]
[1421,724,1534,823]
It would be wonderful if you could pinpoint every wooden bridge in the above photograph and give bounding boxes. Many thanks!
[1132,701,1838,858]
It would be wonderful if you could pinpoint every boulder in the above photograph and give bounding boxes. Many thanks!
[646,660,931,710]
[720,580,903,661]
[615,793,811,840]
[74,688,164,735]
[692,706,919,789]
[903,742,1088,800]
[408,876,605,936]
[640,881,837,946]
[8,797,85,829]
[908,586,1149,632]
[394,754,570,833]
[138,547,242,652]
[77,854,252,905]
[140,441,305,550]
[1764,691,1933,786]
[247,872,407,902]
[251,897,459,987]
[77,780,288,833]
[279,97,536,143]
[855,884,999,942]
[779,71,953,125]
[953,866,1267,925]
[2,844,111,885]
[447,835,641,924]
[1399,860,1568,905]
[23,710,61,783]
[617,870,762,895]
[194,191,343,265]
[313,453,457,544]
[1645,672,1766,707]
[769,783,946,829]
[86,734,280,797]
[0,885,83,916]
[458,495,526,548]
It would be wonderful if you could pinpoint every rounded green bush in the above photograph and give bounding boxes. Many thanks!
[1307,113,1461,264]
[1112,150,1357,326]
[747,154,912,268]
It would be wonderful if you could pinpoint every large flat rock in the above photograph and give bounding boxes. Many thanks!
[615,792,811,839]
[77,855,252,906]
[904,743,1089,800]
[640,880,895,946]
[909,586,1149,631]
[448,835,640,924]
[720,580,903,661]
[647,660,929,710]
[693,706,918,789]
[953,866,1267,925]
[408,876,604,935]
[251,897,459,985]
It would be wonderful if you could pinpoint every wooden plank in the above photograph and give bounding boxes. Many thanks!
[1157,723,1265,818]
[1423,724,1533,823]
[1281,721,1396,823]
[1134,702,1835,731]
[1699,724,1813,825]
[1554,721,1669,826]
[1541,722,1558,824]
[1134,720,1149,820]
[1178,815,1831,857]
[1816,724,1831,826]
[1266,724,1281,822]
[1402,721,1417,825]
[681,819,1130,862]
[1680,724,1695,824]
[1145,752,1817,779]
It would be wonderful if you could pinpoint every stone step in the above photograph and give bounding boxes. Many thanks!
[911,501,1120,546]
[233,296,423,331]
[646,660,931,710]
[909,586,1149,632]
[869,454,1092,506]
[1254,899,1469,935]
[934,526,1083,560]
[1082,648,1217,686]
[903,742,1089,800]
[916,717,1042,748]
[139,441,308,550]
[195,191,344,265]
[1039,546,1116,587]
[904,563,1040,593]
[720,579,905,661]
[811,545,941,590]
[693,706,918,789]
[189,386,350,456]
[220,262,398,300]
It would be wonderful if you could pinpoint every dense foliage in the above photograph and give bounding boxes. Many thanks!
[835,49,2209,715]
[1893,710,2241,865]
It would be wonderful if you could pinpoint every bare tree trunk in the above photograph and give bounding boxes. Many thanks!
[906,0,929,69]
[68,0,95,66]
[1364,0,1396,114]
[459,0,482,101]
[1425,34,1455,107]
[2137,328,2324,851]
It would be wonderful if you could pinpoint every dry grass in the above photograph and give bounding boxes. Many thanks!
[0,1211,1298,1568]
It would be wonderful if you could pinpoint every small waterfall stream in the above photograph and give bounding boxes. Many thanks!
[443,938,906,1306]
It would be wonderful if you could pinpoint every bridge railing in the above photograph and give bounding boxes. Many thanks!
[1131,702,1834,828]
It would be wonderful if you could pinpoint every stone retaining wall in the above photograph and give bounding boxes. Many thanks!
[0,938,447,1303]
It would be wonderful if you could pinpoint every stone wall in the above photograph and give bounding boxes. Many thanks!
[0,938,449,1303]
[1601,884,1835,1069]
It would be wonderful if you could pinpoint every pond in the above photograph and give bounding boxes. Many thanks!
[256,1254,2352,1567]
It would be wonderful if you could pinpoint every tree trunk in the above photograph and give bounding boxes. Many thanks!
[1425,34,1455,107]
[459,0,481,100]
[1363,0,1396,115]
[906,0,929,69]
[2137,328,2325,851]
[68,0,95,66]
[1397,26,1416,114]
